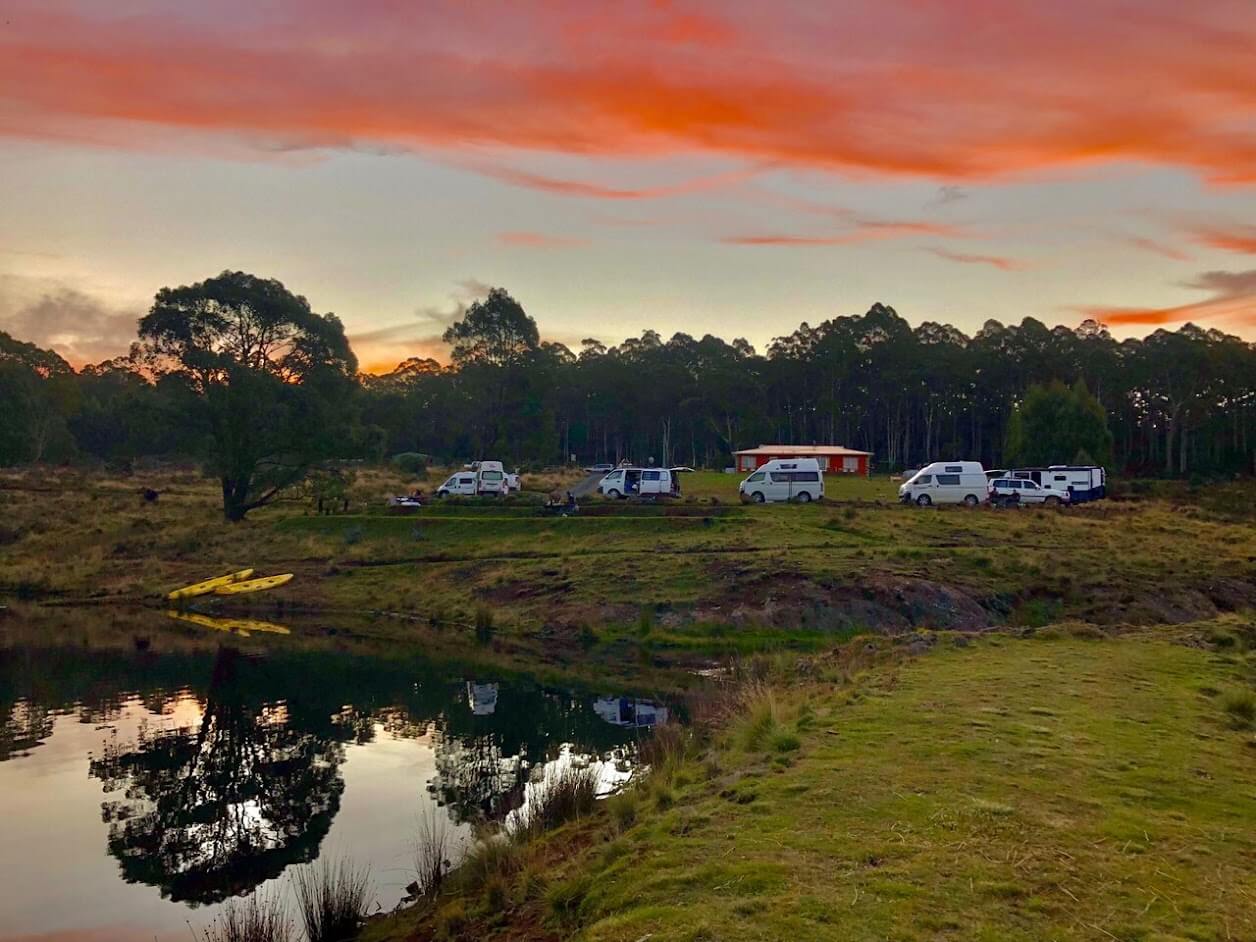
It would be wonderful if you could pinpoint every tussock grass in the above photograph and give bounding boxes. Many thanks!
[413,807,458,901]
[292,858,372,942]
[1220,689,1256,729]
[515,762,599,838]
[198,893,292,942]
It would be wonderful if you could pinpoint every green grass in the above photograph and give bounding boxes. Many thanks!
[366,632,1256,941]
[2,468,1254,649]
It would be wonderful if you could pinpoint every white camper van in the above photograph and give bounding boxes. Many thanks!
[597,467,681,499]
[898,461,989,506]
[739,458,825,503]
[437,460,510,497]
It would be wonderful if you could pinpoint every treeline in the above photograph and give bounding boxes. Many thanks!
[3,278,1255,485]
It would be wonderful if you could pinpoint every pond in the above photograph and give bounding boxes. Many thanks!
[0,611,670,941]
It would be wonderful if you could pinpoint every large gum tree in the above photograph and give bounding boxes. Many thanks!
[137,270,357,521]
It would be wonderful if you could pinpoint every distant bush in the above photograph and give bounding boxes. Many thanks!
[391,452,428,475]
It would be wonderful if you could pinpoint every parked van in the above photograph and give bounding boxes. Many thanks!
[597,466,681,499]
[436,471,478,497]
[739,458,824,503]
[438,460,510,497]
[898,461,989,506]
[1009,466,1106,502]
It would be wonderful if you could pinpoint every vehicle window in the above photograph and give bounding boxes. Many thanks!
[914,474,932,485]
[944,465,964,473]
[1054,475,1067,482]
[606,470,622,481]
[459,476,474,485]
[1025,482,1039,490]
[1008,481,1021,489]
[936,473,960,486]
[643,470,660,481]
[796,471,820,482]
[993,479,1008,487]
[747,472,765,483]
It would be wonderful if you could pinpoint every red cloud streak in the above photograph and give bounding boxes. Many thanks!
[725,221,968,246]
[497,231,588,248]
[1,1,1254,184]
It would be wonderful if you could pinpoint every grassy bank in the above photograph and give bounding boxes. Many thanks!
[2,468,1253,646]
[368,622,1256,941]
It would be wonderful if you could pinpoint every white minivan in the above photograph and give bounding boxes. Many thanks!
[898,461,989,506]
[597,467,681,499]
[739,458,824,503]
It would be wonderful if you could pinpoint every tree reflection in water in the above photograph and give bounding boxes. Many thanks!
[1,626,665,908]
[89,648,348,904]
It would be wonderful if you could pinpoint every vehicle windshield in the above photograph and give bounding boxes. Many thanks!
[912,474,932,485]
[746,472,765,483]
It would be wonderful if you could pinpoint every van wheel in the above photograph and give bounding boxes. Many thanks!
[963,494,979,507]
[916,494,932,507]
[605,489,621,500]
[796,491,812,503]
[752,491,765,503]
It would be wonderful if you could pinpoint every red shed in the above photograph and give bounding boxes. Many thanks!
[733,444,873,475]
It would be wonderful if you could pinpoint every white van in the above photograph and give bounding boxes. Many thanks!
[597,467,681,499]
[739,458,824,503]
[898,461,989,506]
[436,471,478,497]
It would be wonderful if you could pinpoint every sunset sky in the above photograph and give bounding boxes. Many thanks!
[1,0,1254,370]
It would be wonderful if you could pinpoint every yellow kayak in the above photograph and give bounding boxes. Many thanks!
[213,573,294,595]
[165,610,291,637]
[166,569,254,601]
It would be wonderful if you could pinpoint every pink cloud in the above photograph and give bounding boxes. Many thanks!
[926,248,1027,271]
[723,220,968,246]
[497,231,589,248]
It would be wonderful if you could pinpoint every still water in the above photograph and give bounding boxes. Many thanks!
[0,617,668,941]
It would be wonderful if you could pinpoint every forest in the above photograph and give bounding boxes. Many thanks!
[2,273,1254,481]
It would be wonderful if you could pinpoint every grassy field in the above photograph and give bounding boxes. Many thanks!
[369,625,1256,942]
[2,466,1253,649]
[4,465,1255,940]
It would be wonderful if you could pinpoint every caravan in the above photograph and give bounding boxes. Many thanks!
[1008,466,1106,502]
[898,461,989,506]
[738,458,825,503]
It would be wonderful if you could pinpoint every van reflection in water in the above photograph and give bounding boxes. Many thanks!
[593,696,669,728]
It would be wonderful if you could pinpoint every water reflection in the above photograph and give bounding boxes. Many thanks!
[0,625,673,936]
[89,648,347,904]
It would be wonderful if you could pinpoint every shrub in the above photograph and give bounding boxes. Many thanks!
[292,859,371,942]
[198,893,292,942]
[391,452,428,475]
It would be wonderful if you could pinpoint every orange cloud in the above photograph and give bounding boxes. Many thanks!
[1191,225,1256,255]
[1124,236,1192,261]
[1,2,1254,184]
[1081,269,1256,328]
[497,231,588,248]
[927,248,1027,271]
[724,220,967,246]
[468,163,761,199]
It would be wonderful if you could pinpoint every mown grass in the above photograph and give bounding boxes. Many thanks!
[369,630,1256,941]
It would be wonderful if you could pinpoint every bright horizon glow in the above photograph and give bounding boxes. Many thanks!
[1,0,1254,370]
